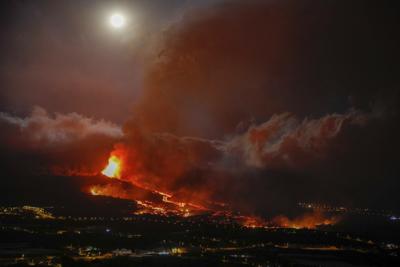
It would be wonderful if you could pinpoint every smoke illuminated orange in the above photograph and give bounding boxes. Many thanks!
[272,212,340,229]
[101,155,121,178]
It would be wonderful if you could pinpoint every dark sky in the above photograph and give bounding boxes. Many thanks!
[0,0,222,122]
[0,0,399,216]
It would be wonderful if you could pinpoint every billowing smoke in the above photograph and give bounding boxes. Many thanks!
[0,106,122,175]
[225,110,369,169]
[98,0,399,217]
[1,106,123,143]
[133,0,398,138]
[97,108,379,219]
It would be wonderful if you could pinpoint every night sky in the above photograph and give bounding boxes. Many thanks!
[0,0,399,218]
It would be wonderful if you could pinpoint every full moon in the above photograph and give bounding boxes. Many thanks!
[109,14,125,28]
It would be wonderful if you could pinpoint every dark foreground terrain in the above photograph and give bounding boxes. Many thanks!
[1,205,399,267]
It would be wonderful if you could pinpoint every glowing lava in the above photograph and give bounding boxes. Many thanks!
[90,187,99,195]
[272,212,340,229]
[101,155,121,178]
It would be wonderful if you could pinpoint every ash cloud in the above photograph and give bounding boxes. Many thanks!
[225,110,369,169]
[0,106,123,144]
[115,0,400,215]
[111,108,392,217]
[135,0,399,138]
[0,106,122,175]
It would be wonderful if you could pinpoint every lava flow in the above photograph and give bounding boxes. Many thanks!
[93,154,208,217]
[91,154,339,229]
[101,155,121,178]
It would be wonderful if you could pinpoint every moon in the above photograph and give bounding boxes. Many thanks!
[109,14,125,28]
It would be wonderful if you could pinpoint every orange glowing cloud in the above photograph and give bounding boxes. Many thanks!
[272,212,341,229]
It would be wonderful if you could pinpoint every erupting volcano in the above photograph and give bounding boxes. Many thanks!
[90,151,340,229]
[1,1,399,266]
[101,155,122,178]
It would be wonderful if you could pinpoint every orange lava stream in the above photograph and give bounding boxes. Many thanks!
[90,155,339,229]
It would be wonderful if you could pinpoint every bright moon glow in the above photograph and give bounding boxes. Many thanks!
[110,14,125,28]
[101,155,121,178]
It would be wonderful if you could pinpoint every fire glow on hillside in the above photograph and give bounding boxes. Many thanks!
[90,152,340,229]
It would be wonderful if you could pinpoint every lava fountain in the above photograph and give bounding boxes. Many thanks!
[101,155,121,178]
